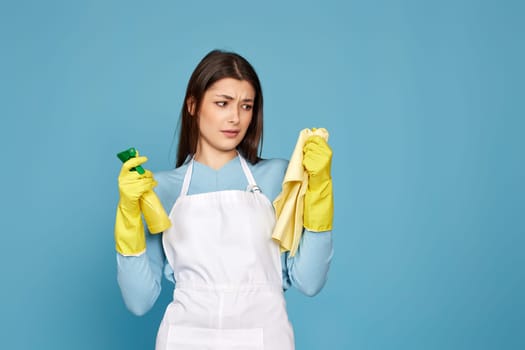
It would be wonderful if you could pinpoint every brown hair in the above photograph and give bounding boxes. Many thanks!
[176,50,264,167]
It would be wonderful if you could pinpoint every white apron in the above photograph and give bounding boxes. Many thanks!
[156,156,294,350]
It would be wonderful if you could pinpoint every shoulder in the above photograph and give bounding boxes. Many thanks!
[154,164,187,187]
[251,158,288,178]
[250,158,289,202]
[152,163,189,211]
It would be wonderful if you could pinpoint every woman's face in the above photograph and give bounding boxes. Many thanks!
[192,78,255,160]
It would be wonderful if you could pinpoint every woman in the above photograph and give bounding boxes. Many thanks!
[115,49,334,350]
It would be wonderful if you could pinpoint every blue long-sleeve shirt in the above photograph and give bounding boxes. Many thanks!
[117,156,333,316]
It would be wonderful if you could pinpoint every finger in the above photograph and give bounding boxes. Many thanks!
[304,137,331,155]
[303,141,325,156]
[304,135,328,148]
[120,156,149,173]
[119,175,156,188]
[303,145,332,169]
[141,169,154,179]
[136,180,157,193]
[120,170,154,182]
[119,181,157,198]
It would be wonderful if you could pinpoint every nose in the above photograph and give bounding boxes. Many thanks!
[228,107,240,124]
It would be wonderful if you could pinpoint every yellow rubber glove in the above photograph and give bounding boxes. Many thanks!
[115,156,157,256]
[303,134,334,231]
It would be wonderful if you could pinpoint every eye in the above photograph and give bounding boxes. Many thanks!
[242,104,253,111]
[215,101,227,107]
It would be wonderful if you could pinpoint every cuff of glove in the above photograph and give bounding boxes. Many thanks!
[115,234,147,256]
[115,207,147,256]
[115,227,147,256]
[116,245,146,257]
[303,180,333,232]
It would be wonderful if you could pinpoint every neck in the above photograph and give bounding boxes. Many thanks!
[194,147,238,170]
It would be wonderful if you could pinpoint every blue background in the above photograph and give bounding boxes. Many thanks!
[1,0,523,349]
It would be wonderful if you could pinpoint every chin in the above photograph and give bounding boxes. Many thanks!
[223,139,243,150]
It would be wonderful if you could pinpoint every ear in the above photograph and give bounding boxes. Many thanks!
[186,97,196,116]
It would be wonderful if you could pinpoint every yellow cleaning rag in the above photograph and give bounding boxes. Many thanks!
[272,128,329,256]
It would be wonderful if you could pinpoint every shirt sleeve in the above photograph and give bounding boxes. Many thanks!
[116,231,165,316]
[281,230,333,296]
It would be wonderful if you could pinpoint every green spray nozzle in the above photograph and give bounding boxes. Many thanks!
[117,147,145,174]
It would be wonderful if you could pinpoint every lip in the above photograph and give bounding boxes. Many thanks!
[221,130,240,138]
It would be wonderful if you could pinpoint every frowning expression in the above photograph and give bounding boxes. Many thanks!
[191,78,255,159]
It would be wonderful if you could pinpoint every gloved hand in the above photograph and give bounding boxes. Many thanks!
[303,135,333,231]
[115,156,157,256]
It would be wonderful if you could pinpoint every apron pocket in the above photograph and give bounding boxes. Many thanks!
[168,326,264,350]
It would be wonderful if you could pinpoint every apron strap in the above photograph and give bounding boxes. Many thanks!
[239,156,261,193]
[179,160,194,197]
[179,154,261,197]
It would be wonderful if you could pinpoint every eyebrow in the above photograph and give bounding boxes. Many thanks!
[215,94,254,102]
